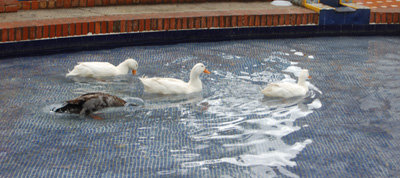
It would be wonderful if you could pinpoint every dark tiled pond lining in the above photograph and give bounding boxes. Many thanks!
[1,24,400,58]
[0,36,399,177]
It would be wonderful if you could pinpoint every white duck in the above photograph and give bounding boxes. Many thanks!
[261,69,311,98]
[139,63,211,95]
[66,58,138,78]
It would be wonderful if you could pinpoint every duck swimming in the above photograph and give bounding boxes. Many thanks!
[66,58,138,78]
[54,92,127,119]
[261,69,311,98]
[139,63,211,95]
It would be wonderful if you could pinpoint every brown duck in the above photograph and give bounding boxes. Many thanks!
[54,92,126,119]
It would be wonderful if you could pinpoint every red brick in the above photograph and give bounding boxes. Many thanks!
[381,13,387,23]
[176,18,182,30]
[255,15,260,26]
[273,15,279,26]
[0,6,5,13]
[139,19,144,31]
[182,17,188,29]
[29,27,35,39]
[279,15,285,25]
[285,14,290,25]
[76,23,82,35]
[386,13,393,24]
[69,23,75,36]
[225,16,231,27]
[95,22,100,34]
[110,0,116,5]
[201,17,206,28]
[89,22,94,33]
[107,21,113,32]
[126,0,132,4]
[15,28,21,41]
[212,16,218,27]
[314,14,319,24]
[103,0,109,5]
[56,0,63,8]
[8,28,14,41]
[5,4,18,12]
[49,25,56,38]
[82,23,88,34]
[219,16,224,28]
[157,19,163,30]
[243,15,248,26]
[71,0,79,7]
[375,13,381,23]
[39,1,47,8]
[267,15,272,26]
[248,15,254,26]
[48,0,55,8]
[145,19,151,31]
[237,16,243,27]
[79,0,86,7]
[126,20,132,32]
[368,12,373,22]
[302,13,307,24]
[31,1,39,9]
[207,17,212,28]
[261,15,266,26]
[87,0,94,6]
[2,29,7,42]
[62,24,68,36]
[43,26,49,38]
[163,18,169,30]
[101,21,107,33]
[36,26,42,39]
[150,19,156,30]
[64,0,71,8]
[291,14,296,25]
[188,17,194,29]
[120,20,126,32]
[296,14,302,25]
[56,24,62,37]
[95,0,101,5]
[195,17,200,28]
[170,18,176,30]
[4,0,17,5]
[133,20,139,31]
[393,13,399,24]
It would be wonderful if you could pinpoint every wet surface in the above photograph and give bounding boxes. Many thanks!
[0,36,399,177]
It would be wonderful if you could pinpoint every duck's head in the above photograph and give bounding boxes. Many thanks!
[125,58,139,75]
[192,63,211,75]
[300,69,311,80]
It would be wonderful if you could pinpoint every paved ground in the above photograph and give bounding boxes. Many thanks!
[0,2,302,23]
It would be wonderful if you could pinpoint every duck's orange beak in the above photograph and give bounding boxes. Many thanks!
[308,76,312,79]
[132,70,137,75]
[204,69,211,74]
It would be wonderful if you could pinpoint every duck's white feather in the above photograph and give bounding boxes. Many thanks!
[66,59,138,78]
[139,63,210,95]
[262,83,307,98]
[261,69,310,98]
[140,77,191,95]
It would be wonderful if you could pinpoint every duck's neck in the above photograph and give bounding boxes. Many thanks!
[116,61,129,74]
[297,76,308,88]
[188,71,202,90]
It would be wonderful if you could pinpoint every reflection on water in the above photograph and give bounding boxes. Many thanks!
[173,62,321,177]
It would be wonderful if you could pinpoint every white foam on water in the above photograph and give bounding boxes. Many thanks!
[294,52,304,56]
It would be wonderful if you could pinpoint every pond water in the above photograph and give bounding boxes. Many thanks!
[0,36,399,177]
